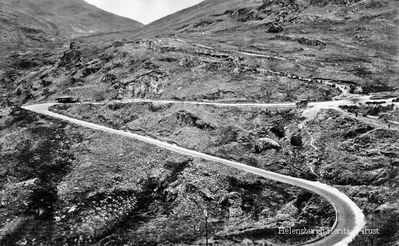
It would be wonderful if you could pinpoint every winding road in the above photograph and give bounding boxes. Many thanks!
[22,100,368,246]
[21,42,399,245]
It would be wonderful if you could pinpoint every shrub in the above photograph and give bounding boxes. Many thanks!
[270,124,285,138]
[290,134,303,147]
[361,83,392,94]
[267,23,283,33]
[107,103,125,111]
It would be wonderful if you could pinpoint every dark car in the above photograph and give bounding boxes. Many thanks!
[296,100,309,108]
[56,96,81,103]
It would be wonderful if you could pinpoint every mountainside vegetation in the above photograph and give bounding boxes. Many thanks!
[139,0,399,88]
[0,0,398,245]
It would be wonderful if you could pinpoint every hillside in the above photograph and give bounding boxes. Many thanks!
[0,0,143,58]
[1,0,399,245]
[50,100,399,245]
[84,0,398,89]
[147,0,399,88]
[0,107,336,245]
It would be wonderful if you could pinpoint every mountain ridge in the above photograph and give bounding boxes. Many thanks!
[0,0,399,245]
[0,0,143,59]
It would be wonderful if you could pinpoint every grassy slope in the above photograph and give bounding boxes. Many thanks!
[83,0,399,88]
[0,0,143,61]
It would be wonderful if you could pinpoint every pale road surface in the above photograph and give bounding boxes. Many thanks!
[22,103,366,246]
[120,96,372,110]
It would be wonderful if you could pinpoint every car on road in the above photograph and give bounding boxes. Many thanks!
[55,96,81,103]
[296,100,309,108]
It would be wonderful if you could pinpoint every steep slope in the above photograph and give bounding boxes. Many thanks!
[147,0,399,88]
[89,0,398,89]
[139,0,256,35]
[0,0,143,57]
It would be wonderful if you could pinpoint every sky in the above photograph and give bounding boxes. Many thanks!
[85,0,203,24]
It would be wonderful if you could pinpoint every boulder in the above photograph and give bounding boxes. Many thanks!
[255,137,281,152]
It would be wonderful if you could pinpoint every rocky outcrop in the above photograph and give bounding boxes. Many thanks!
[272,35,326,46]
[101,74,118,84]
[193,20,214,29]
[128,70,169,98]
[254,137,281,152]
[308,0,363,7]
[226,192,244,219]
[57,42,82,70]
[0,178,39,241]
[53,191,137,244]
[175,110,215,130]
[82,60,102,77]
[223,0,302,23]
